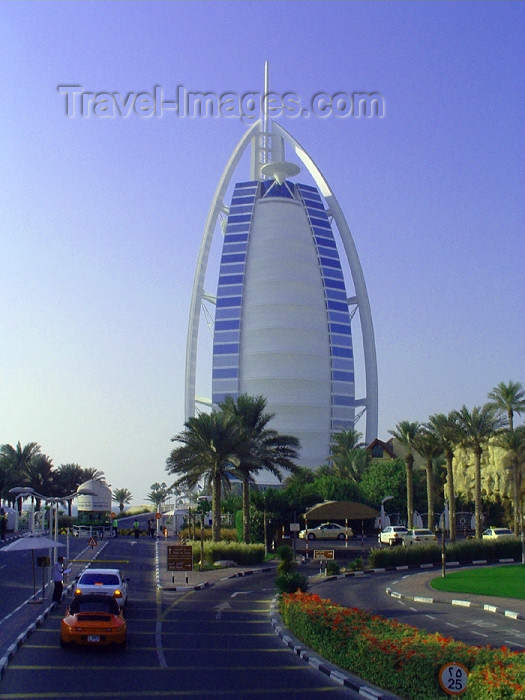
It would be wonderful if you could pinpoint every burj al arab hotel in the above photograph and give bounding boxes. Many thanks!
[185,79,378,469]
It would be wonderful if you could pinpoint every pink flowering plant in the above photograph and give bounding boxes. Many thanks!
[279,592,525,699]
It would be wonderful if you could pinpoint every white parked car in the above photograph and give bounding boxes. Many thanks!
[403,528,438,546]
[482,527,516,541]
[378,526,408,546]
[74,568,129,609]
[298,522,353,540]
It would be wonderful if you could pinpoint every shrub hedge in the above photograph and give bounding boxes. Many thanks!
[368,538,522,570]
[183,539,265,565]
[280,591,525,699]
[179,527,238,542]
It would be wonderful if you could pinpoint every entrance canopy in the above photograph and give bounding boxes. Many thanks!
[305,500,379,521]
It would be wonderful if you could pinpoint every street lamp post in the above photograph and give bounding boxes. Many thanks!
[8,486,95,578]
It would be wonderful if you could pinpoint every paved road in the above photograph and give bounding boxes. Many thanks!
[0,537,359,699]
[314,568,525,650]
[2,533,522,699]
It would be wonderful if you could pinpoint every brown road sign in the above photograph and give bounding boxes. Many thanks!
[313,550,334,560]
[167,545,193,572]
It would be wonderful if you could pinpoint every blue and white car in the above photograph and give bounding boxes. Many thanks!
[74,568,129,609]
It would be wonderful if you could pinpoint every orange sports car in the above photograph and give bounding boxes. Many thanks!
[60,594,127,648]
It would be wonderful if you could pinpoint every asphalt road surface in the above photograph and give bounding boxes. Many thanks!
[3,534,524,699]
[0,537,356,699]
[315,570,525,650]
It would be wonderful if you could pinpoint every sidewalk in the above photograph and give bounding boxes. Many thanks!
[0,540,110,679]
[155,537,276,590]
[385,565,525,620]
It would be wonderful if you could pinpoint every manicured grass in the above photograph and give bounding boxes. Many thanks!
[430,564,525,599]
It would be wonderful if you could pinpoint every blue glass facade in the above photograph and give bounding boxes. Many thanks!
[212,179,355,434]
[212,182,257,401]
[296,183,355,433]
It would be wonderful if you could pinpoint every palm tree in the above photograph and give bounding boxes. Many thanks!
[112,487,133,513]
[0,442,42,510]
[53,464,86,515]
[452,404,506,538]
[487,381,525,432]
[146,482,171,510]
[327,428,368,482]
[426,413,460,541]
[414,429,442,531]
[219,394,300,543]
[81,467,107,483]
[329,429,364,458]
[166,410,243,541]
[21,454,54,511]
[495,426,525,535]
[331,448,371,482]
[388,421,422,528]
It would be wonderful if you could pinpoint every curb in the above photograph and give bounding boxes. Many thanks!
[0,600,56,680]
[155,537,274,590]
[154,546,398,696]
[385,586,525,621]
[0,541,109,680]
[270,596,401,700]
[311,558,525,623]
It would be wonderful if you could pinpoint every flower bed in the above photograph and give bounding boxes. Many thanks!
[279,592,525,699]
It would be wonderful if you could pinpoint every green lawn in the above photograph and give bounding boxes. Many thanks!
[430,564,525,599]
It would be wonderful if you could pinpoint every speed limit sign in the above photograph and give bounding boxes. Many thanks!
[439,662,468,695]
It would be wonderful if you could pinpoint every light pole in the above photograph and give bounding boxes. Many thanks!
[8,486,95,572]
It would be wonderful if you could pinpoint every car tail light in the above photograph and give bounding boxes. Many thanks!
[114,589,122,598]
[74,588,82,596]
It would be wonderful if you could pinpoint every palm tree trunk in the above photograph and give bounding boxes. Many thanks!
[446,451,456,541]
[241,472,250,544]
[474,448,482,539]
[513,458,521,536]
[426,460,434,530]
[406,455,414,529]
[212,474,221,542]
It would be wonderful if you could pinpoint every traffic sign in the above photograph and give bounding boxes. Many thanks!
[313,550,334,560]
[155,512,162,519]
[167,545,193,572]
[439,662,468,695]
[88,537,97,548]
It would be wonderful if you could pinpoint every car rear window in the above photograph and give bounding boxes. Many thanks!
[80,573,120,585]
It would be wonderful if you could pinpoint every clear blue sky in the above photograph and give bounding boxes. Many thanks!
[1,1,523,504]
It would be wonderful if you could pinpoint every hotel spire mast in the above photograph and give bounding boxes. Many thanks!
[185,68,378,457]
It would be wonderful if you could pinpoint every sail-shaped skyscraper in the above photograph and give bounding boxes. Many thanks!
[185,77,378,469]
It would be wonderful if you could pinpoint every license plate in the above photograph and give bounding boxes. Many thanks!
[87,635,100,643]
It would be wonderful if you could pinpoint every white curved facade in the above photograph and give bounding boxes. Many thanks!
[240,196,333,466]
[185,117,378,468]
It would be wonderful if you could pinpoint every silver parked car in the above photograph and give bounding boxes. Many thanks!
[403,528,438,546]
[378,526,408,546]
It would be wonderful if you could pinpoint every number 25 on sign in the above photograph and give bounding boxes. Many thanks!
[439,662,468,695]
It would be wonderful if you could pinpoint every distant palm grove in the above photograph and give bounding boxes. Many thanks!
[166,383,525,543]
[1,381,523,545]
